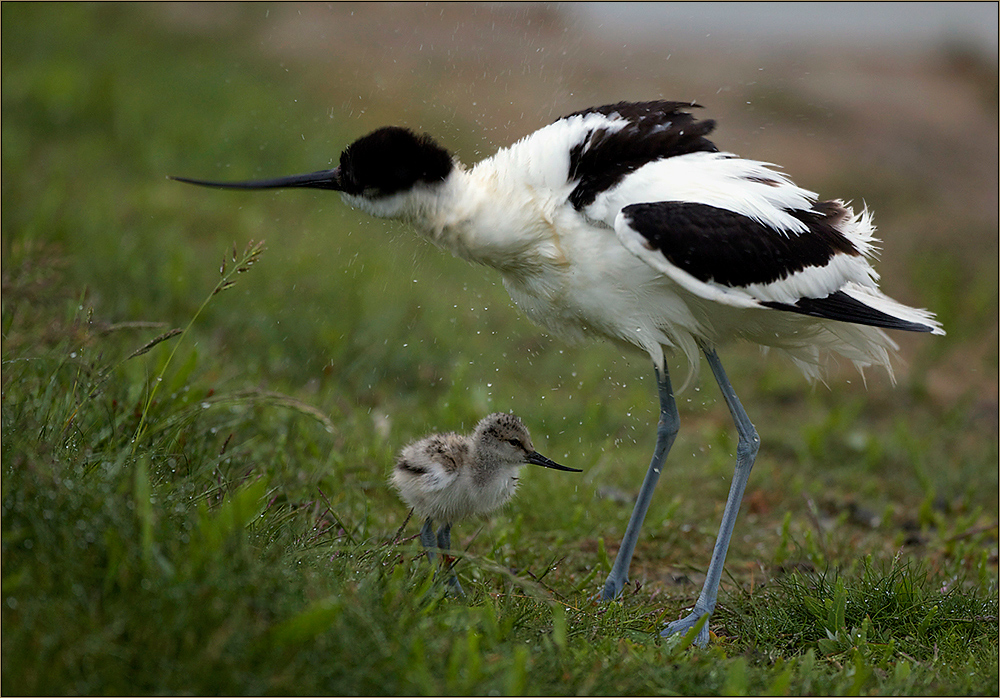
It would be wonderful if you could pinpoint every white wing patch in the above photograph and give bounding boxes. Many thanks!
[589,151,818,233]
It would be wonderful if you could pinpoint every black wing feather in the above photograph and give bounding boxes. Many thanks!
[564,101,719,210]
[622,201,935,333]
[621,201,861,288]
[761,293,935,332]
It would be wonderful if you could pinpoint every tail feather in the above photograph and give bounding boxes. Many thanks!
[761,283,944,336]
[841,283,945,335]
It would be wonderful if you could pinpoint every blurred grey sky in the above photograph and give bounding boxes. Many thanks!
[571,2,999,54]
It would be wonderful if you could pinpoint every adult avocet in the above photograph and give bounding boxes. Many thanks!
[173,100,943,645]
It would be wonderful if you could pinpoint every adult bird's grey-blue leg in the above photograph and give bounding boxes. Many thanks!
[600,364,680,600]
[436,522,465,596]
[662,343,759,647]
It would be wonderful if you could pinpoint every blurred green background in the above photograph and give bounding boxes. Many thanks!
[3,3,997,694]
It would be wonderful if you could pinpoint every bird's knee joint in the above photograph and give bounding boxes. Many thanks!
[657,411,680,438]
[738,430,760,459]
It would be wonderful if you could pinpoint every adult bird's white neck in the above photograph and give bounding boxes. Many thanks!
[343,160,567,279]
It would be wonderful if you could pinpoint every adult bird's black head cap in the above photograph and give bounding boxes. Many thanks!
[169,126,453,199]
[338,126,454,197]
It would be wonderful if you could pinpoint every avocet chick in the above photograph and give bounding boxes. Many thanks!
[392,412,580,592]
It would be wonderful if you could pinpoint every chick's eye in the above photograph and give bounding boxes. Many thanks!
[507,439,521,448]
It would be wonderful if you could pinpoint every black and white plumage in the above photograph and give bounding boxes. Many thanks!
[173,100,943,644]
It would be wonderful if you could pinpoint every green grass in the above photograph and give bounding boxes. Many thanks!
[3,4,997,695]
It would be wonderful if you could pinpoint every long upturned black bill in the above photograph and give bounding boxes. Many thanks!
[526,451,581,473]
[169,167,343,191]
